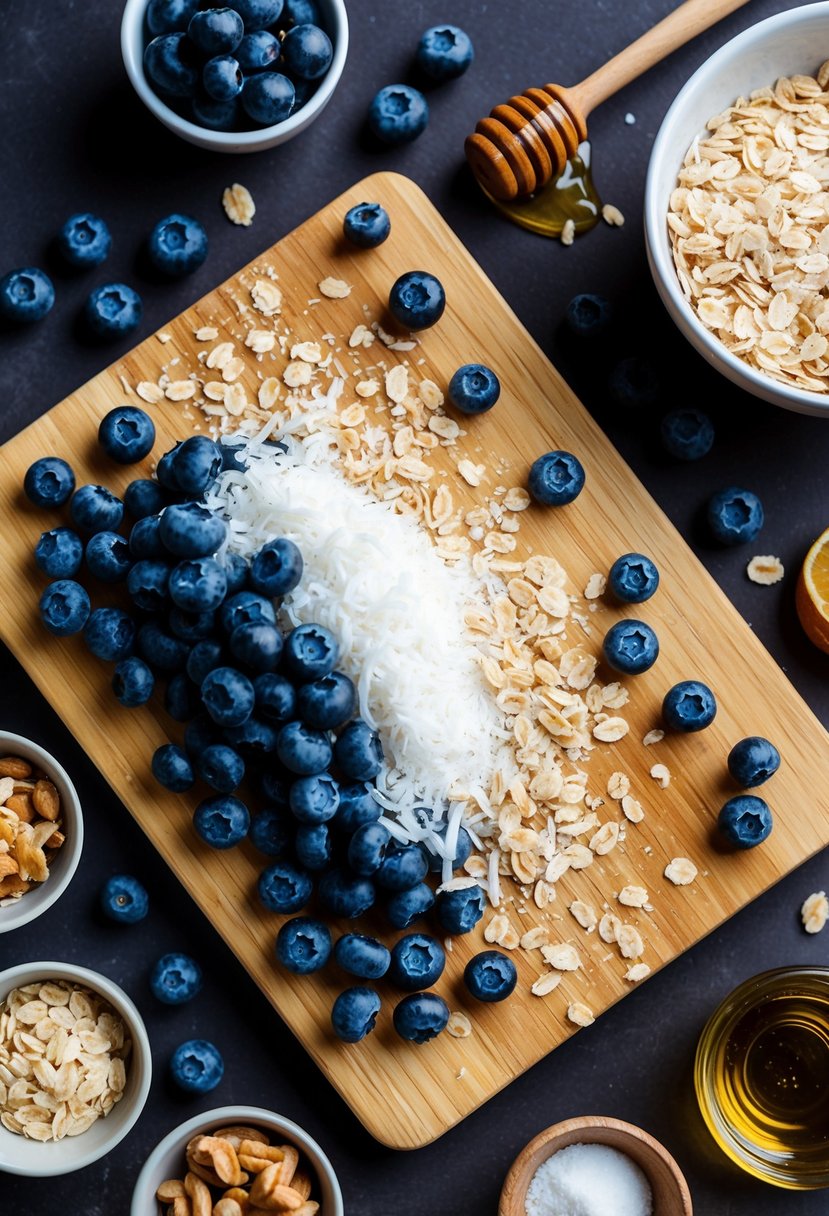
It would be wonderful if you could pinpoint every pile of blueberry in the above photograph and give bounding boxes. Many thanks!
[143,0,334,132]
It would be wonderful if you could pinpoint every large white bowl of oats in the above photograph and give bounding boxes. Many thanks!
[645,3,829,417]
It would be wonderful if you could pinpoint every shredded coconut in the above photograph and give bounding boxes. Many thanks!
[525,1142,653,1216]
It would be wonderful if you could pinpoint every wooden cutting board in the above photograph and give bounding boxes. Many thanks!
[2,172,828,1150]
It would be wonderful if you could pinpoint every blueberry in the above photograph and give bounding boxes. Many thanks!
[169,607,217,642]
[100,874,149,923]
[220,590,275,633]
[84,531,131,584]
[203,54,244,100]
[282,624,338,683]
[331,987,381,1043]
[276,917,331,974]
[242,73,295,125]
[281,22,332,79]
[0,268,54,324]
[187,638,224,685]
[35,528,83,579]
[528,451,585,506]
[707,486,764,546]
[609,356,661,408]
[97,406,156,466]
[191,92,240,130]
[169,557,227,613]
[388,270,444,330]
[222,551,249,595]
[347,822,390,875]
[83,607,136,661]
[222,719,278,757]
[160,502,227,558]
[201,666,255,726]
[294,822,332,870]
[169,1039,224,1093]
[148,214,208,278]
[124,479,167,520]
[150,952,203,1004]
[70,484,124,535]
[393,992,449,1043]
[417,24,473,80]
[234,29,280,70]
[39,580,91,636]
[112,656,155,707]
[164,672,199,721]
[728,736,781,788]
[318,868,375,918]
[250,805,291,855]
[172,436,223,495]
[425,824,472,874]
[464,950,517,1002]
[152,743,195,792]
[334,933,390,980]
[661,408,714,461]
[84,283,143,338]
[602,619,659,676]
[369,85,429,145]
[230,622,283,672]
[231,0,284,28]
[144,32,199,96]
[258,860,312,913]
[282,0,318,26]
[146,0,199,34]
[130,514,166,559]
[334,783,380,833]
[447,363,500,415]
[57,213,112,269]
[157,442,185,492]
[608,553,659,604]
[376,844,428,892]
[437,884,485,934]
[128,559,170,612]
[138,621,189,671]
[194,794,250,847]
[188,7,244,54]
[662,680,717,732]
[24,457,75,509]
[290,773,339,823]
[296,672,355,730]
[343,203,390,249]
[254,673,297,723]
[275,721,331,775]
[389,933,445,991]
[718,794,773,849]
[386,881,434,930]
[333,720,383,781]
[184,713,219,756]
[564,292,612,338]
[249,538,303,598]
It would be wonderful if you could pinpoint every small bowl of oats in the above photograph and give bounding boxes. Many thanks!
[0,960,152,1175]
[0,731,84,934]
[645,3,829,417]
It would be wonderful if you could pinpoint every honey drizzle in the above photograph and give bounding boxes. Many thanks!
[480,141,602,239]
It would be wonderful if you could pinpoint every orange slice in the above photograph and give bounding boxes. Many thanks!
[796,526,829,654]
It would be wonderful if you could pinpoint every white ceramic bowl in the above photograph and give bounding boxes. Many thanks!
[121,0,349,152]
[0,961,152,1176]
[645,3,829,418]
[0,731,83,934]
[130,1105,344,1215]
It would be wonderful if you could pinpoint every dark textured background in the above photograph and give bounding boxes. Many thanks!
[2,0,829,1211]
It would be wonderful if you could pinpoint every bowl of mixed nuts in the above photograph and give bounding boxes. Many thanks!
[0,731,83,933]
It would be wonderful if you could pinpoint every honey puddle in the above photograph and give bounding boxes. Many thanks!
[482,141,602,238]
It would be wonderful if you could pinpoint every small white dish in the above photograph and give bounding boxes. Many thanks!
[0,731,83,934]
[131,1105,344,1215]
[121,0,349,153]
[645,2,829,418]
[0,961,152,1176]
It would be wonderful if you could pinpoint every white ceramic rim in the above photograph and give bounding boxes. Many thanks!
[130,1105,345,1216]
[644,2,829,418]
[0,960,152,1175]
[120,0,349,152]
[0,731,84,934]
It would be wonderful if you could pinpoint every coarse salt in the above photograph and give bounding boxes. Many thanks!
[524,1142,653,1216]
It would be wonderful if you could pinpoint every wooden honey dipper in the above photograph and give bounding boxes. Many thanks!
[465,0,752,201]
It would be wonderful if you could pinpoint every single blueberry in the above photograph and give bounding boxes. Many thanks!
[276,917,331,974]
[290,773,340,823]
[241,73,295,125]
[331,987,381,1043]
[707,487,764,546]
[172,436,223,495]
[24,458,75,509]
[148,214,208,278]
[35,528,83,579]
[448,363,500,414]
[343,202,390,249]
[156,441,185,491]
[221,551,249,595]
[39,580,91,636]
[249,804,291,856]
[437,885,485,935]
[255,673,298,723]
[388,270,444,329]
[128,560,171,612]
[277,721,332,775]
[662,680,717,732]
[112,656,155,708]
[564,292,613,338]
[392,992,449,1043]
[296,671,356,731]
[138,621,189,671]
[376,844,428,892]
[234,29,280,70]
[100,874,149,924]
[369,85,429,145]
[347,821,390,876]
[528,451,585,506]
[152,743,195,792]
[282,624,338,683]
[294,822,333,870]
[201,666,255,726]
[718,794,773,849]
[0,268,54,324]
[464,950,517,1002]
[334,782,380,833]
[388,933,445,991]
[249,537,303,598]
[231,0,284,28]
[318,868,375,918]
[85,531,133,583]
[150,952,202,1004]
[385,881,434,930]
[194,794,250,847]
[83,607,136,661]
[608,553,659,604]
[146,0,199,35]
[84,283,143,339]
[661,408,714,461]
[169,557,227,613]
[334,933,390,980]
[144,32,200,97]
[333,719,383,781]
[203,54,244,100]
[160,501,227,558]
[602,619,659,676]
[124,479,167,520]
[230,621,283,672]
[188,7,244,55]
[728,737,781,788]
[169,1039,224,1093]
[223,715,280,755]
[57,213,112,269]
[258,860,313,913]
[164,672,199,721]
[415,24,473,81]
[281,22,332,79]
[130,514,166,560]
[609,356,661,408]
[220,590,275,633]
[70,484,124,535]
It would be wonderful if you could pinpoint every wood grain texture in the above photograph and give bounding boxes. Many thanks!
[1,172,828,1150]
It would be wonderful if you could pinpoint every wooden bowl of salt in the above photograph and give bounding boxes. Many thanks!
[499,1116,693,1216]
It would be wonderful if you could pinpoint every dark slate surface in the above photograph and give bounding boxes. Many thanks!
[1,1,829,1212]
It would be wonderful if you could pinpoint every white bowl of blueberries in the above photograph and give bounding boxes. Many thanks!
[121,0,348,152]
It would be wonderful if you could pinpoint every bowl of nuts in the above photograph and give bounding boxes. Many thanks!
[131,1105,344,1216]
[0,960,152,1175]
[0,731,83,933]
[645,2,829,418]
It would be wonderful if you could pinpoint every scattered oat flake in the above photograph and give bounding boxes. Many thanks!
[385,365,409,403]
[222,182,256,226]
[195,325,219,341]
[617,924,644,959]
[136,381,163,404]
[665,857,698,886]
[567,1002,595,1027]
[561,219,575,246]
[157,331,172,344]
[245,329,276,353]
[593,717,629,742]
[458,459,485,487]
[618,885,649,908]
[599,913,621,944]
[291,341,322,364]
[318,277,351,299]
[541,942,580,971]
[284,360,313,387]
[569,900,597,931]
[625,963,651,983]
[531,972,563,997]
[251,279,282,316]
[650,763,671,789]
[802,891,829,934]
[607,771,630,800]
[165,380,196,401]
[602,203,625,227]
[447,1011,472,1038]
[621,795,644,823]
[747,555,784,585]
[355,379,379,398]
[643,729,664,747]
[584,573,606,600]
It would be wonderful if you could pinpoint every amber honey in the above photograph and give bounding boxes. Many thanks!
[481,141,601,239]
[696,968,829,1189]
